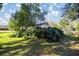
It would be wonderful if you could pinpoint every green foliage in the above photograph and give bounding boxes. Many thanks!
[44,27,64,42]
[0,3,2,10]
[63,3,79,20]
[24,35,37,40]
[8,3,64,42]
[23,26,64,42]
[53,27,64,36]
[8,18,16,30]
[24,26,36,36]
[59,18,69,28]
[58,18,69,32]
[75,22,79,31]
[0,3,2,25]
[9,3,47,37]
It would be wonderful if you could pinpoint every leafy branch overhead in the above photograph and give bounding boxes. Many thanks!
[63,3,79,21]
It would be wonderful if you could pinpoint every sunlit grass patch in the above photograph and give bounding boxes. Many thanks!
[0,32,23,43]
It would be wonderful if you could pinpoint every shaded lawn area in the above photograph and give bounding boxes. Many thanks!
[0,31,79,56]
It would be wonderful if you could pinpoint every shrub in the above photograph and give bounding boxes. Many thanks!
[53,27,64,37]
[42,27,64,42]
[24,35,37,40]
[34,27,45,38]
[24,26,64,42]
[24,26,36,36]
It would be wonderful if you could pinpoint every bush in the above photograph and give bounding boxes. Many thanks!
[33,27,63,41]
[34,27,45,38]
[53,27,64,37]
[23,26,64,42]
[24,26,36,36]
[23,35,37,40]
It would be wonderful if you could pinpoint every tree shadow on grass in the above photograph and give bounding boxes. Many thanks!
[0,38,62,56]
[0,36,79,56]
[54,35,79,56]
[0,39,34,55]
[65,34,79,41]
[0,36,2,38]
[48,44,79,56]
[24,39,79,56]
[48,46,76,56]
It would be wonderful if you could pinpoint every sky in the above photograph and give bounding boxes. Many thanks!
[0,3,65,26]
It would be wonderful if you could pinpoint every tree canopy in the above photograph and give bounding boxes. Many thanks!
[63,3,79,21]
[0,3,2,10]
[9,3,47,36]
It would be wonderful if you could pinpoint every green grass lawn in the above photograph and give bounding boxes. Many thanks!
[0,31,79,56]
[0,32,23,43]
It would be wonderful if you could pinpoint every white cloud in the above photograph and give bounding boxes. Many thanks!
[15,4,21,11]
[16,4,21,8]
[46,12,52,20]
[9,9,16,13]
[3,3,8,6]
[0,13,11,26]
[2,20,8,25]
[49,5,53,11]
[51,11,60,16]
[39,7,44,12]
[56,5,61,8]
[46,10,61,21]
[1,7,5,12]
[4,13,11,20]
[0,18,3,21]
[47,13,51,16]
[42,4,47,8]
[39,7,42,10]
[47,10,60,17]
[0,17,8,26]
